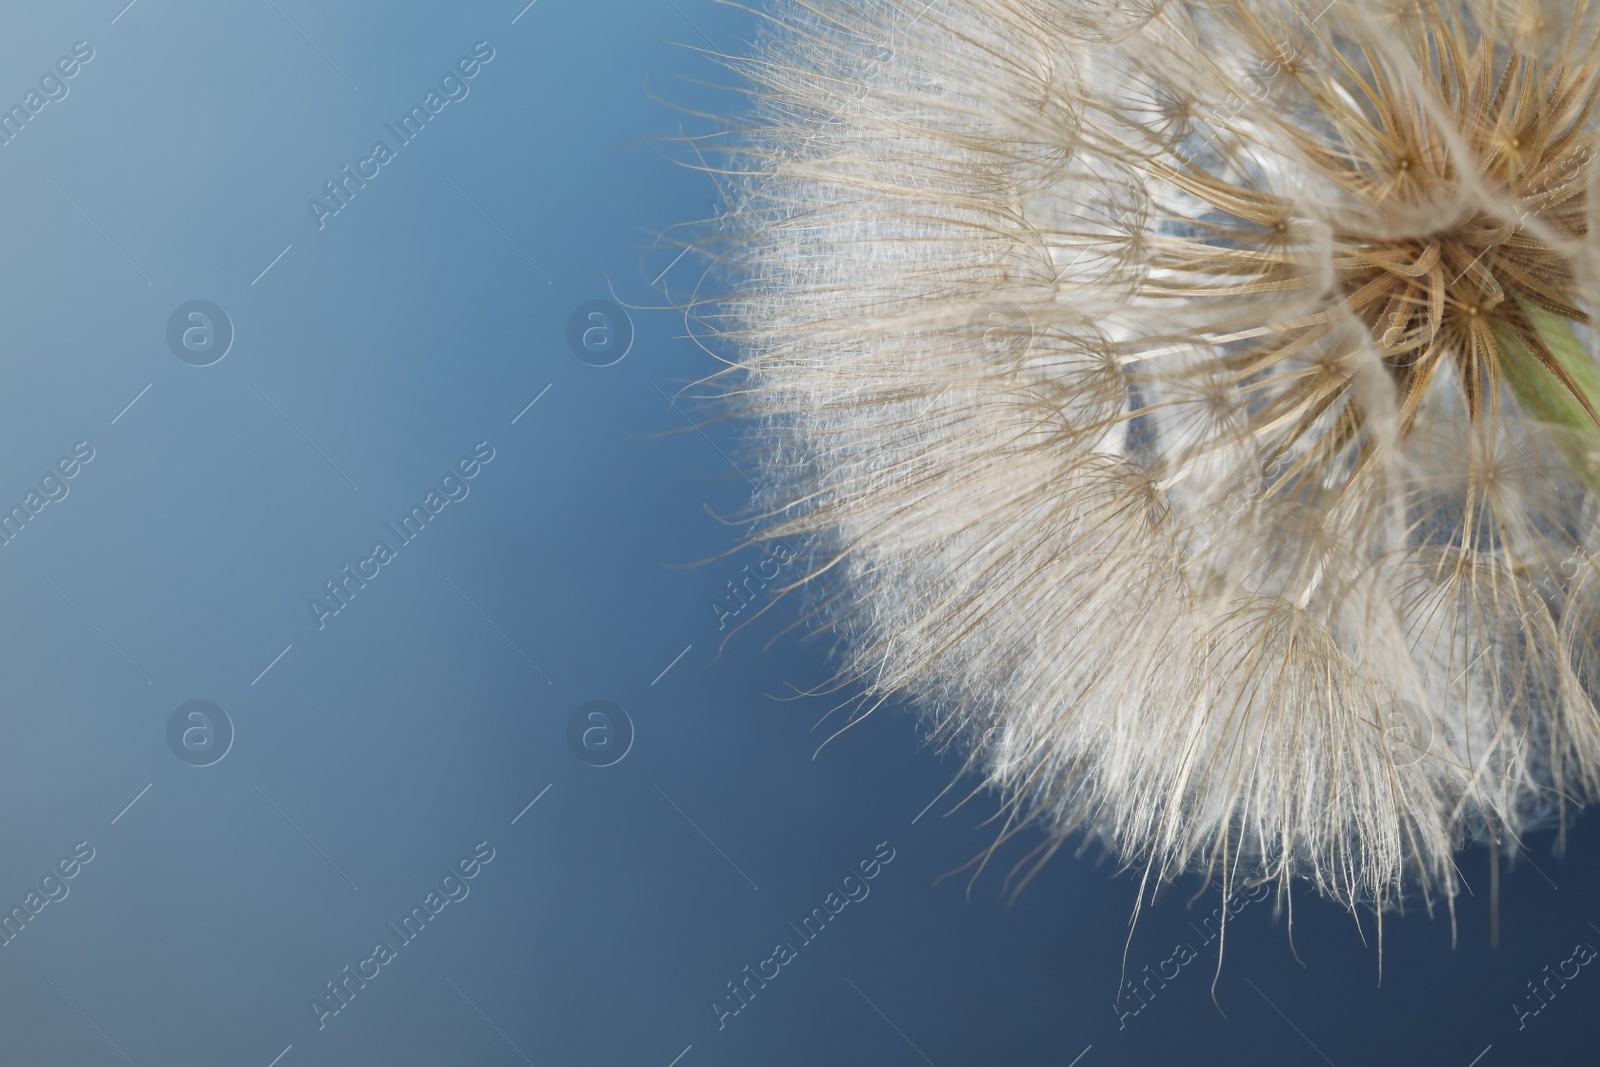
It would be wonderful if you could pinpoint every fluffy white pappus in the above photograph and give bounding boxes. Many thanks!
[705,0,1600,919]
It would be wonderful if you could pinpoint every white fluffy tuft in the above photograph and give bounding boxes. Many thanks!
[710,0,1600,916]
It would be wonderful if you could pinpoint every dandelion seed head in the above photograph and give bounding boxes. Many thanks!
[712,0,1600,913]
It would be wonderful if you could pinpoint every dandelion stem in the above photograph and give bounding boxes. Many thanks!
[1495,298,1600,495]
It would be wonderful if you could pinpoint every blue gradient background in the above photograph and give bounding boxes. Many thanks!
[0,1,1596,1065]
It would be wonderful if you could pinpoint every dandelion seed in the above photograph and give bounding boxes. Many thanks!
[709,0,1600,921]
